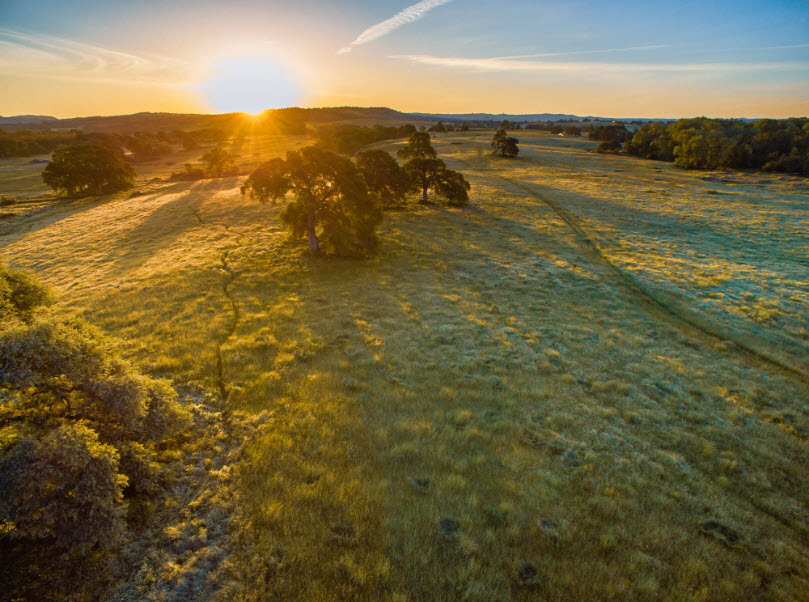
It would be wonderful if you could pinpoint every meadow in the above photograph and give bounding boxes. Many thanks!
[1,130,807,600]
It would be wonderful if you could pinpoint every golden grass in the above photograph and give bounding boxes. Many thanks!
[1,130,808,599]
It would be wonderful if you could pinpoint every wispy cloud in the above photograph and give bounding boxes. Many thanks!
[338,0,454,55]
[389,53,809,73]
[493,45,670,60]
[757,43,809,50]
[0,28,192,85]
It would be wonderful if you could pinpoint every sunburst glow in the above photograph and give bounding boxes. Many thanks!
[197,55,301,114]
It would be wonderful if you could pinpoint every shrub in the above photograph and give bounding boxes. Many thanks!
[1,424,127,550]
[0,266,191,553]
[0,261,53,321]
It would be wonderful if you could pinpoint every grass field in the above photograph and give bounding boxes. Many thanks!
[1,131,808,600]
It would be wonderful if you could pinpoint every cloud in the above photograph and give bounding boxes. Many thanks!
[493,45,670,60]
[389,53,809,73]
[0,28,192,85]
[338,0,454,55]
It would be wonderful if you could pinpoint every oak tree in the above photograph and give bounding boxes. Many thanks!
[42,142,135,197]
[491,129,519,157]
[242,146,382,255]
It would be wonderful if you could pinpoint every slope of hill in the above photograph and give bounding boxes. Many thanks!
[0,107,427,133]
[1,130,806,600]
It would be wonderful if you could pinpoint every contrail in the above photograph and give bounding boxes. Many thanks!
[337,0,454,55]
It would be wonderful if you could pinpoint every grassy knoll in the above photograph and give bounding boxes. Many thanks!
[1,130,807,599]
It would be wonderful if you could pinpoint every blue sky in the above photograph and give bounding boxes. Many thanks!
[1,0,807,117]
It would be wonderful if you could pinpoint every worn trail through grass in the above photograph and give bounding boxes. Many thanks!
[503,175,809,389]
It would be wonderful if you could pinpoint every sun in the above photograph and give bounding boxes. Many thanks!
[197,55,301,115]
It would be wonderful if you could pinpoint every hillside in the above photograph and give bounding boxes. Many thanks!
[0,107,425,133]
[1,130,807,599]
[0,107,671,134]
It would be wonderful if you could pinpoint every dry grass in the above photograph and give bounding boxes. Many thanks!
[1,130,808,599]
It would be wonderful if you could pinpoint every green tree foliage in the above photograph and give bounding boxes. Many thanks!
[0,262,53,322]
[397,131,437,161]
[0,267,191,552]
[397,132,471,205]
[491,129,520,157]
[429,121,446,133]
[2,423,127,550]
[242,146,382,256]
[589,124,632,153]
[624,121,674,161]
[563,126,582,137]
[624,117,809,174]
[122,132,173,162]
[240,157,288,204]
[315,124,416,155]
[201,144,239,177]
[355,149,411,207]
[42,142,135,197]
[0,130,81,159]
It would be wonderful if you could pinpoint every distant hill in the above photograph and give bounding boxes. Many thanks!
[408,112,671,123]
[0,107,675,134]
[0,115,59,126]
[409,112,585,122]
[0,107,427,133]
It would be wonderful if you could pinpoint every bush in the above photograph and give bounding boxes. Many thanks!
[0,261,53,321]
[0,266,191,553]
[1,424,127,550]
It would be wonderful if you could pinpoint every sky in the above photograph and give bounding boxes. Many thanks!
[1,0,808,118]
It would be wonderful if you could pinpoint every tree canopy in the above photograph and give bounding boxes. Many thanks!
[315,124,416,155]
[0,265,190,552]
[624,117,809,174]
[491,129,520,157]
[201,144,239,177]
[355,149,410,207]
[397,132,471,205]
[42,142,135,197]
[242,146,382,256]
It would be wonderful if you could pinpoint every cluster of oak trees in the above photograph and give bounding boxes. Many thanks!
[0,130,81,159]
[623,117,809,174]
[241,131,471,256]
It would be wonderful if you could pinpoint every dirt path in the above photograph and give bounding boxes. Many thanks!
[504,175,809,389]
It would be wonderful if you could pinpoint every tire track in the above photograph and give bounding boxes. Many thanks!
[498,175,809,389]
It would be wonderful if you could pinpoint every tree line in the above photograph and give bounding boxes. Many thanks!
[0,127,228,160]
[605,117,809,175]
[314,123,418,155]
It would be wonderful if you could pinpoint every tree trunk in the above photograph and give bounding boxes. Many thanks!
[307,213,319,253]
